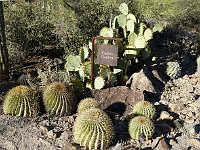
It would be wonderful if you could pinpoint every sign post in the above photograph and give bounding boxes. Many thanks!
[91,37,122,88]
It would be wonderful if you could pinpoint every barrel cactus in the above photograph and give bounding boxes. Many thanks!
[73,108,114,149]
[132,101,156,119]
[3,85,40,117]
[77,98,99,114]
[166,61,181,79]
[42,82,76,116]
[129,116,155,141]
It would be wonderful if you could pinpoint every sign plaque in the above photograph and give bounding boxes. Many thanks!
[97,44,118,66]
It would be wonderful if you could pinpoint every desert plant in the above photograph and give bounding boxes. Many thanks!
[132,101,156,119]
[165,61,181,79]
[129,116,155,141]
[73,108,114,149]
[77,98,99,114]
[3,85,40,117]
[42,82,76,116]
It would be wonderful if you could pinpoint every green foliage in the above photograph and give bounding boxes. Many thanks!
[3,85,40,117]
[165,61,181,79]
[73,108,114,149]
[42,82,76,116]
[132,101,156,119]
[77,98,99,114]
[129,116,155,141]
[4,0,80,53]
[94,76,105,90]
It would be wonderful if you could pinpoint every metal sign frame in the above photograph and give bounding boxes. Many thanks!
[90,36,123,88]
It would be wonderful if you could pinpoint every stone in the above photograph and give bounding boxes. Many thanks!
[169,139,177,146]
[126,66,166,97]
[47,130,56,139]
[189,139,200,149]
[185,123,197,136]
[158,111,173,120]
[91,86,144,117]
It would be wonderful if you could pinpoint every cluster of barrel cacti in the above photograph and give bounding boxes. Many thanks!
[73,98,115,149]
[128,100,156,141]
[3,81,77,117]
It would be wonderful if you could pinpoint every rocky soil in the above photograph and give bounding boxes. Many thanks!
[0,65,200,150]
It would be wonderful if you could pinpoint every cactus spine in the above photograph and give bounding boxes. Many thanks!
[3,85,40,117]
[132,101,156,119]
[129,116,155,141]
[166,61,181,79]
[77,98,99,114]
[43,82,76,116]
[73,108,114,149]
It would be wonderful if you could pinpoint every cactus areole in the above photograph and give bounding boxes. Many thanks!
[91,36,122,88]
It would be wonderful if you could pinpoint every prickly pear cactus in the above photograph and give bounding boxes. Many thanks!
[43,82,76,116]
[166,61,181,79]
[73,108,114,149]
[129,116,155,141]
[132,101,156,119]
[77,98,99,114]
[3,85,40,117]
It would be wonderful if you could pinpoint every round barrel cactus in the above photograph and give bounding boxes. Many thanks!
[43,82,76,116]
[73,108,114,149]
[166,61,181,79]
[77,98,99,114]
[129,116,155,141]
[132,101,156,119]
[3,85,40,117]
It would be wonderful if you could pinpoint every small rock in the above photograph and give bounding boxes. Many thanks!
[173,119,183,129]
[187,111,195,118]
[185,117,195,124]
[169,139,177,146]
[47,130,57,139]
[168,103,184,112]
[189,139,200,149]
[191,78,198,85]
[159,111,173,120]
[39,126,48,132]
[185,123,197,136]
[159,138,170,150]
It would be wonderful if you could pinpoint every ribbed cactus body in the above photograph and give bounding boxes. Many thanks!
[3,85,40,117]
[77,98,99,114]
[129,116,155,141]
[132,101,156,119]
[43,82,76,116]
[73,108,114,149]
[166,61,181,79]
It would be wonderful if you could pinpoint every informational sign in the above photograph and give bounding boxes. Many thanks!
[97,44,118,66]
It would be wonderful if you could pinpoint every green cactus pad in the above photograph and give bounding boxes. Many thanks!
[108,72,117,87]
[43,82,76,116]
[129,116,155,141]
[118,14,127,29]
[99,65,111,79]
[134,35,146,49]
[73,108,114,149]
[144,28,153,41]
[94,76,105,90]
[65,55,81,71]
[79,46,89,63]
[77,98,99,114]
[3,85,40,117]
[128,32,137,45]
[119,3,128,15]
[132,101,156,119]
[127,14,137,22]
[127,19,135,33]
[153,23,164,33]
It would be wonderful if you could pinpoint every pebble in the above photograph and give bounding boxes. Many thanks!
[185,123,196,136]
[189,139,200,149]
[173,119,183,129]
[169,139,177,146]
[47,130,56,139]
[159,111,173,120]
